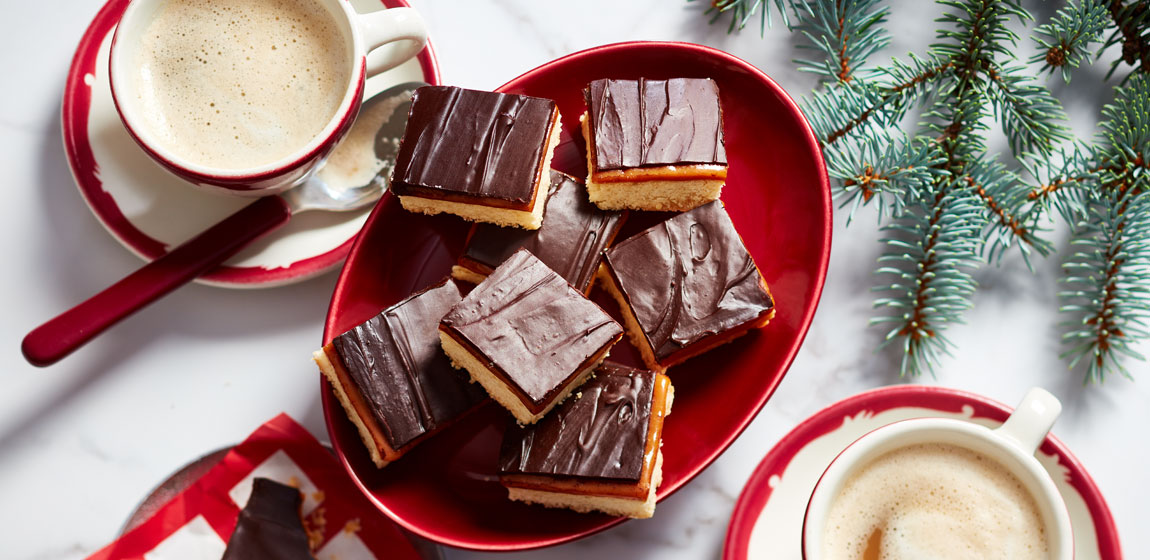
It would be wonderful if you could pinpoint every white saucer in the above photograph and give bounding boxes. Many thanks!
[723,385,1122,559]
[62,0,439,288]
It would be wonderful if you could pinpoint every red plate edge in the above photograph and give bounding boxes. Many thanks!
[721,385,1124,560]
[61,0,441,287]
[321,41,833,551]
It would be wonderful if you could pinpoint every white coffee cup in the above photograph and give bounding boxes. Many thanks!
[803,387,1074,560]
[108,0,427,196]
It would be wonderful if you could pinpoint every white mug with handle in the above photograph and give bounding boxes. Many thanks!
[108,0,427,196]
[802,387,1074,560]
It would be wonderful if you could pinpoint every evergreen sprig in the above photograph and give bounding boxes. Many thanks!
[791,0,890,83]
[871,177,983,376]
[694,0,790,34]
[1030,0,1109,82]
[1102,0,1150,81]
[1058,75,1150,382]
[700,0,1150,380]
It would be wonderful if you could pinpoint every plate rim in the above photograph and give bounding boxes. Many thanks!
[60,0,441,289]
[321,40,833,550]
[721,384,1124,560]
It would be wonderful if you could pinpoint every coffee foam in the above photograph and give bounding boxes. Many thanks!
[134,0,351,169]
[822,443,1049,560]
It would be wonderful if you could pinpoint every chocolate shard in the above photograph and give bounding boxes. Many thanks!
[460,170,625,292]
[332,278,486,451]
[222,478,313,560]
[441,248,623,408]
[603,200,773,361]
[391,86,558,205]
[584,77,726,171]
[499,363,655,481]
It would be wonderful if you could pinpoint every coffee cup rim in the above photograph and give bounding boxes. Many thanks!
[801,416,1074,560]
[107,0,367,186]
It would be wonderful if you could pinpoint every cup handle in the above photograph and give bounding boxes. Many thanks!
[994,387,1063,455]
[355,7,428,78]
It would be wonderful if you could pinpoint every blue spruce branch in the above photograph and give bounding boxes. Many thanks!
[697,0,1148,380]
[983,62,1070,158]
[813,55,953,146]
[1030,0,1109,82]
[1060,187,1150,381]
[1102,0,1150,82]
[871,174,983,377]
[695,0,791,34]
[792,0,890,83]
[964,157,1054,264]
[1059,75,1150,381]
[1026,145,1094,225]
[829,135,944,223]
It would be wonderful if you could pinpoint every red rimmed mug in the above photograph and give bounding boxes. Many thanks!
[108,0,427,196]
[802,388,1074,560]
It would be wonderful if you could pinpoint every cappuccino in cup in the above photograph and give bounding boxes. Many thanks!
[821,443,1049,560]
[131,0,352,169]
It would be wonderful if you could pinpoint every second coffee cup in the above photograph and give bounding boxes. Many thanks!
[109,0,427,196]
[802,388,1074,560]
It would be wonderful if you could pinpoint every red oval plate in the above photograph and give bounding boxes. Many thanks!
[723,385,1122,560]
[321,41,832,550]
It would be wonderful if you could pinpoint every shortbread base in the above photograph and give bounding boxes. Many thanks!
[587,178,724,212]
[581,113,724,212]
[313,349,391,469]
[450,265,487,285]
[399,113,562,229]
[439,330,609,424]
[596,268,665,373]
[506,450,664,519]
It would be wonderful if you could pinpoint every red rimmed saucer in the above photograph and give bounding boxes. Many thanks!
[62,0,440,288]
[322,42,832,550]
[723,385,1122,560]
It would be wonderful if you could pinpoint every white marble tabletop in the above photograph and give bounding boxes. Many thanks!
[1,1,1145,559]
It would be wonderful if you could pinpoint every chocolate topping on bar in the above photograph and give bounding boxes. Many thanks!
[222,478,313,560]
[440,249,623,407]
[603,201,773,361]
[460,170,625,291]
[391,86,558,204]
[332,278,486,450]
[499,363,655,481]
[585,78,726,172]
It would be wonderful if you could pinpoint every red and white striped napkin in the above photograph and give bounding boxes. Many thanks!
[88,413,421,560]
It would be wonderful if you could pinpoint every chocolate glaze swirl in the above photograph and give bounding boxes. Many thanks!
[441,249,623,406]
[603,201,773,360]
[391,86,557,204]
[585,77,726,171]
[333,278,486,450]
[461,170,625,291]
[498,363,655,481]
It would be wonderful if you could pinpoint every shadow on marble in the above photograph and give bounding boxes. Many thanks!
[6,98,341,456]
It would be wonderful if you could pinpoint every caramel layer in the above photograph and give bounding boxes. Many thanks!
[502,373,672,499]
[455,255,496,278]
[591,164,727,183]
[322,344,403,462]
